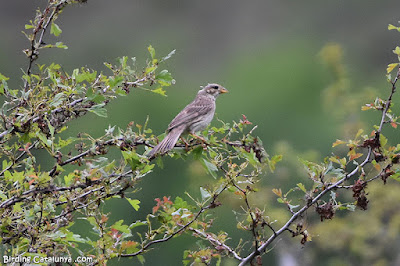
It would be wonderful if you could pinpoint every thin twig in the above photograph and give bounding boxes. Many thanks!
[189,227,243,261]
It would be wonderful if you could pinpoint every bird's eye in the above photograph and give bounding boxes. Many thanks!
[212,85,219,89]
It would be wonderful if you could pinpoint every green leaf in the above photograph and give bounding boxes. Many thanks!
[73,69,97,83]
[0,73,9,81]
[155,70,174,86]
[388,24,400,32]
[380,134,388,147]
[37,132,52,148]
[145,66,156,74]
[390,172,400,181]
[297,183,307,193]
[393,46,400,56]
[50,93,65,107]
[55,42,68,49]
[25,24,35,29]
[127,198,140,211]
[161,49,176,62]
[13,202,23,212]
[51,22,62,36]
[111,220,130,234]
[2,160,12,170]
[174,196,189,209]
[241,149,259,166]
[64,173,74,186]
[387,63,399,73]
[201,158,218,178]
[108,76,124,88]
[200,187,211,201]
[129,221,147,230]
[151,87,167,96]
[0,190,7,200]
[86,88,106,104]
[122,150,142,170]
[137,255,145,265]
[148,45,156,58]
[140,163,155,175]
[89,104,108,117]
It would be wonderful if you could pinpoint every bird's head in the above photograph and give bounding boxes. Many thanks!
[199,83,228,98]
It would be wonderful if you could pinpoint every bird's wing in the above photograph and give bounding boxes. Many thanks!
[167,98,214,132]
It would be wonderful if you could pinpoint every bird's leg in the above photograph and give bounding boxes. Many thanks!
[190,132,208,149]
[180,136,190,151]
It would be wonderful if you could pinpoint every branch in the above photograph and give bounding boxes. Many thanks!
[119,205,210,258]
[188,227,243,261]
[0,140,38,177]
[24,1,68,91]
[239,148,372,265]
[119,180,228,259]
[239,68,400,265]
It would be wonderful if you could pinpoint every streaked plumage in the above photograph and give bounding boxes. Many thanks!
[147,83,228,159]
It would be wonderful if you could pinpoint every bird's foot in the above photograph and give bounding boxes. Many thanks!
[190,133,209,148]
[180,136,190,151]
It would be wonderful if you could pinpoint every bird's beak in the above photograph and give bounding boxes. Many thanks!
[219,87,228,94]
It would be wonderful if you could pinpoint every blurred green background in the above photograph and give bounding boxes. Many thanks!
[1,1,400,265]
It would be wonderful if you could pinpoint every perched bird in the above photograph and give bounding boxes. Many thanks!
[147,83,228,158]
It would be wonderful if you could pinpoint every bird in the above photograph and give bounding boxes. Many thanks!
[147,83,228,159]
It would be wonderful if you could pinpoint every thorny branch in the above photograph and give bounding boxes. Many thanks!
[24,1,67,91]
[119,195,222,259]
[238,67,400,266]
[189,227,243,261]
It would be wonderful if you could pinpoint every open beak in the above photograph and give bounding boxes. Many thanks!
[219,87,229,94]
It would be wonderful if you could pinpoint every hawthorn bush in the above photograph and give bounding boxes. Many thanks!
[1,1,400,265]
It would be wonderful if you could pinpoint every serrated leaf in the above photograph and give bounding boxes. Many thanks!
[272,188,282,197]
[361,105,372,111]
[387,63,399,73]
[148,45,155,58]
[155,70,174,86]
[51,22,62,36]
[332,139,346,147]
[137,255,145,265]
[201,158,218,178]
[161,49,176,62]
[89,104,108,117]
[151,87,167,96]
[75,71,97,83]
[355,129,364,139]
[50,93,65,107]
[129,221,147,230]
[64,173,74,186]
[13,202,23,212]
[108,76,124,88]
[112,220,130,234]
[371,160,381,171]
[0,190,7,200]
[127,198,140,211]
[200,187,211,201]
[0,73,9,81]
[86,88,106,104]
[25,24,35,29]
[55,42,68,49]
[145,66,156,74]
[380,134,388,147]
[297,183,307,193]
[388,24,398,30]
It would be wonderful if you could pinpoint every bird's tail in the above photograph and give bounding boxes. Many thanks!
[147,127,184,159]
